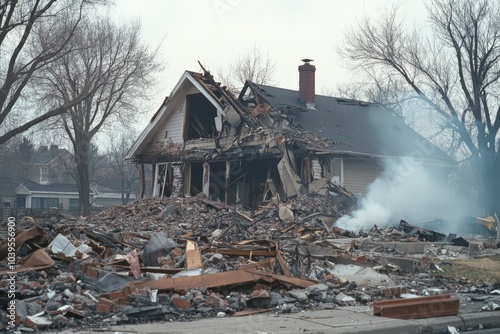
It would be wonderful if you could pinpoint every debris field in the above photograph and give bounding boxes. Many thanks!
[1,185,500,332]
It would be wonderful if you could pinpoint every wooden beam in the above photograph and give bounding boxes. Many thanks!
[185,240,203,269]
[140,163,145,198]
[244,268,317,288]
[225,160,230,205]
[129,269,264,291]
[276,250,292,277]
[203,162,210,197]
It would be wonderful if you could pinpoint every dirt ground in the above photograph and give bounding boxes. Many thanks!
[438,255,500,283]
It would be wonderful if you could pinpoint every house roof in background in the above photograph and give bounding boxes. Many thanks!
[17,180,86,194]
[33,147,70,164]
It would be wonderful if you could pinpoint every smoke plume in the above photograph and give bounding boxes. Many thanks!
[336,158,451,231]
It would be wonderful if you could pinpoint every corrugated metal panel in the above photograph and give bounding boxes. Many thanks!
[156,102,185,144]
[343,159,382,197]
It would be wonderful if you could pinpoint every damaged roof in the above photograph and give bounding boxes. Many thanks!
[246,82,455,165]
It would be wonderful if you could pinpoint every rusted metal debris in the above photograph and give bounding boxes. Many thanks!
[373,294,460,319]
[1,195,499,331]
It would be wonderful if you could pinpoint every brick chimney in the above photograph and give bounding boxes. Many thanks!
[298,58,316,108]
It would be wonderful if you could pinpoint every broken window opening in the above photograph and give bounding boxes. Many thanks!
[185,93,219,140]
[236,159,280,209]
[330,158,343,186]
[208,161,226,202]
[153,163,173,198]
[188,162,203,196]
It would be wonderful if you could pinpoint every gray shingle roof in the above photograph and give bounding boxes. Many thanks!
[33,148,68,164]
[251,83,454,164]
[19,180,82,193]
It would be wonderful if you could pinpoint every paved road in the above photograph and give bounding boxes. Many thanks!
[41,306,500,334]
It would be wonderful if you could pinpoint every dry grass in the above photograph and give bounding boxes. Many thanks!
[437,256,500,283]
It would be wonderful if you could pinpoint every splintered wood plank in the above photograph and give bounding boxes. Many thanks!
[244,269,318,288]
[129,269,264,291]
[185,240,203,269]
[276,250,292,277]
[216,249,276,257]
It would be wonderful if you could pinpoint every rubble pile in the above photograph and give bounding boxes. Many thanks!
[1,188,500,331]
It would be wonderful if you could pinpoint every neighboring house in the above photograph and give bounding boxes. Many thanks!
[35,145,76,185]
[126,60,456,208]
[92,183,137,207]
[13,145,81,210]
[11,145,136,211]
[15,180,83,211]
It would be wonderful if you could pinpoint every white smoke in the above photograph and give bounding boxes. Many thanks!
[336,158,451,231]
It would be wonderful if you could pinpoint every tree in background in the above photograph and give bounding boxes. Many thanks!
[36,16,163,215]
[0,137,35,182]
[0,0,107,146]
[97,134,140,204]
[339,0,500,215]
[217,44,276,94]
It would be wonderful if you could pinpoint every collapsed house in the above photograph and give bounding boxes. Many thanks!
[126,60,455,208]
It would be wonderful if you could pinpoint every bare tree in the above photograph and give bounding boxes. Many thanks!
[0,0,108,146]
[339,0,500,215]
[98,134,140,204]
[217,44,276,93]
[36,16,163,215]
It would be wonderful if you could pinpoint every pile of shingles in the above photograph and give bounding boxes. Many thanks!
[0,187,456,331]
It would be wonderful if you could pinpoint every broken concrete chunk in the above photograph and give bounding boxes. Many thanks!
[451,237,470,247]
[468,242,482,256]
[335,292,355,306]
[305,283,329,295]
[209,253,224,264]
[308,178,330,196]
[141,233,178,266]
[211,229,223,238]
[161,204,177,217]
[279,204,294,222]
[122,305,178,320]
[382,256,417,273]
[287,289,308,303]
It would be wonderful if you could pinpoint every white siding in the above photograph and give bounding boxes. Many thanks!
[154,102,185,145]
[311,158,322,180]
[343,159,383,197]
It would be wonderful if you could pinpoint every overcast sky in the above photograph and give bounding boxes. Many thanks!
[111,0,428,129]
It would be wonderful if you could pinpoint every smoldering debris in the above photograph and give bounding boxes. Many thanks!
[336,159,459,232]
[1,189,499,331]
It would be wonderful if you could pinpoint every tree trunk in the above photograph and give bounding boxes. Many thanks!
[480,159,500,216]
[73,138,91,216]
